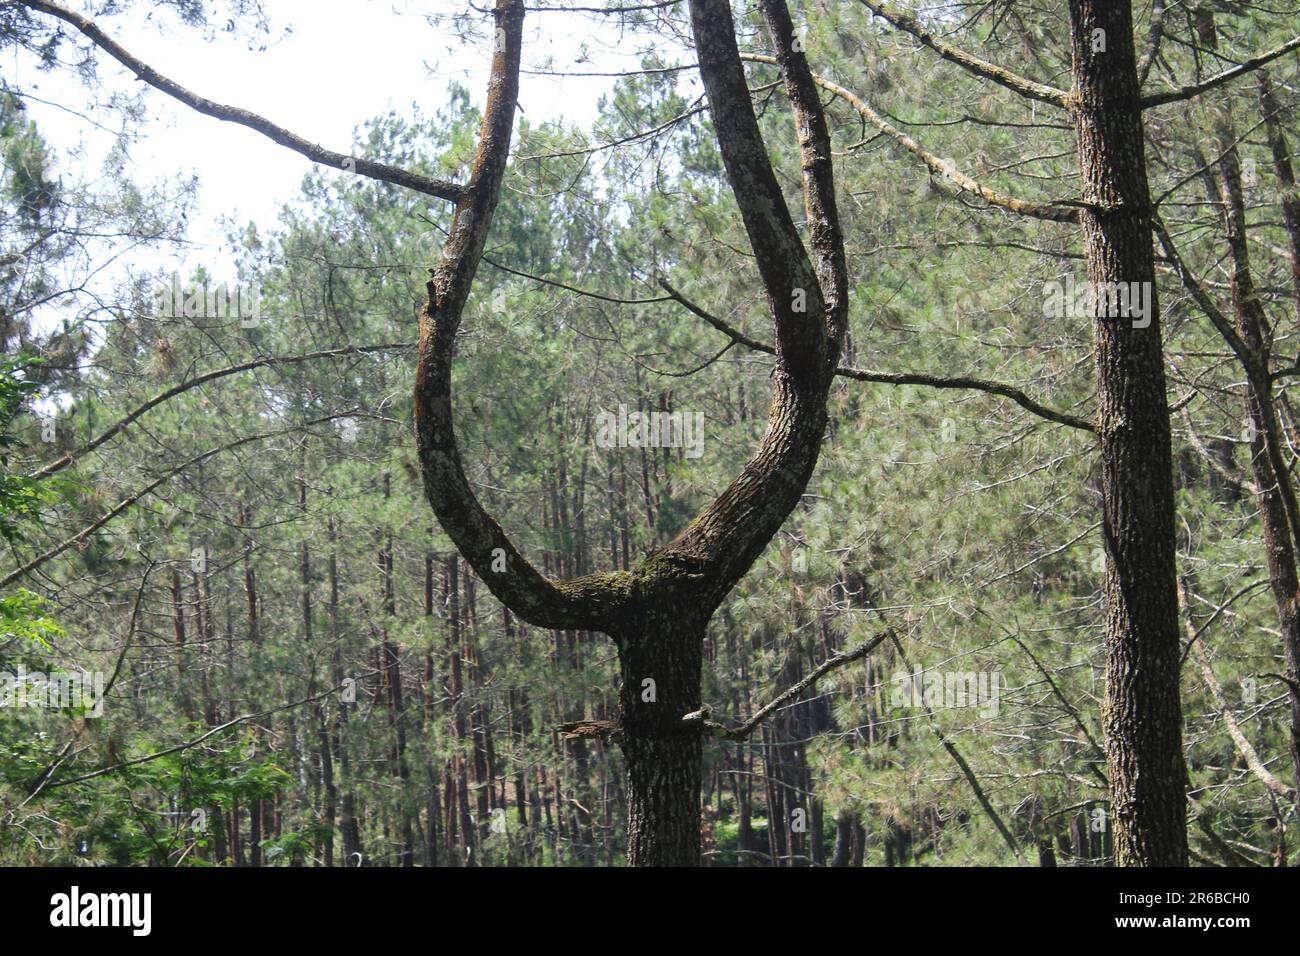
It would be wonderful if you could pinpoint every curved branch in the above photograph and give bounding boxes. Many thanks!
[689,0,825,381]
[18,0,465,202]
[740,53,1080,223]
[856,0,1070,109]
[837,365,1095,432]
[43,683,350,790]
[702,631,888,740]
[413,0,627,632]
[18,560,152,804]
[628,0,842,614]
[482,255,1088,433]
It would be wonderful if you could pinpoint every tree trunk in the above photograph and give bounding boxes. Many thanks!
[1067,0,1188,866]
[329,517,362,866]
[1198,64,1300,789]
[238,501,266,867]
[613,612,705,866]
[1258,70,1300,784]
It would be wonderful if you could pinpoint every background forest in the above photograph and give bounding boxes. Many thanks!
[2,0,1299,867]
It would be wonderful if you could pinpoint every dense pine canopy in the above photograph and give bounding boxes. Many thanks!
[2,0,1299,871]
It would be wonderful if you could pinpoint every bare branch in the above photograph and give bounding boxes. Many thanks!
[856,0,1071,109]
[1181,579,1298,803]
[1151,213,1254,372]
[888,630,1025,862]
[1141,33,1300,109]
[43,683,351,790]
[29,344,412,481]
[659,279,1096,432]
[17,0,465,202]
[741,53,1079,223]
[1,414,349,590]
[700,632,888,740]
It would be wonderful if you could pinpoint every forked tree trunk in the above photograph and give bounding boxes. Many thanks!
[614,612,706,866]
[413,0,843,867]
[1067,0,1188,866]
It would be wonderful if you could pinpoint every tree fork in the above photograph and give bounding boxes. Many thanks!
[412,0,845,865]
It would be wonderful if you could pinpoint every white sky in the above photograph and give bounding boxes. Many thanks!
[10,0,690,274]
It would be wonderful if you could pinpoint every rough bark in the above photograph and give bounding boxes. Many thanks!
[614,611,706,866]
[1068,0,1188,866]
